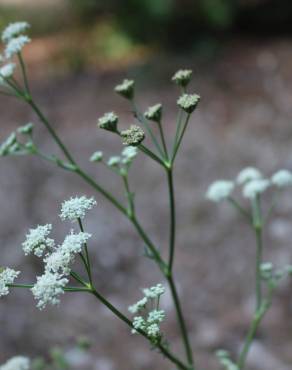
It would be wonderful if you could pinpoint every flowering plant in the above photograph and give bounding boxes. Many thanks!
[0,22,292,370]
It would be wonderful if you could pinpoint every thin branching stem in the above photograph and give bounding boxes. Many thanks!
[90,287,190,370]
[77,218,93,286]
[131,101,166,159]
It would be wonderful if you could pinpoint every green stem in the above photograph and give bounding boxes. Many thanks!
[122,174,135,217]
[157,120,169,159]
[7,283,90,292]
[28,97,76,164]
[167,275,194,369]
[237,293,273,370]
[255,225,263,310]
[131,215,167,273]
[90,287,189,370]
[167,167,176,271]
[173,109,184,151]
[139,144,167,167]
[18,52,30,94]
[70,271,88,287]
[252,196,263,310]
[131,101,165,159]
[228,197,252,224]
[172,113,191,162]
[78,218,93,286]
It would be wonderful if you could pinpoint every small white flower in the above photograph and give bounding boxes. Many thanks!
[121,146,138,164]
[206,180,234,202]
[0,356,30,370]
[271,169,292,188]
[5,35,31,59]
[60,196,97,222]
[31,271,68,310]
[236,167,262,185]
[177,93,200,113]
[172,69,192,86]
[144,104,162,122]
[2,22,30,43]
[107,156,121,167]
[0,133,17,156]
[243,179,270,199]
[0,268,20,297]
[147,309,165,324]
[90,151,103,162]
[0,63,16,78]
[143,283,165,299]
[146,323,160,338]
[114,79,134,99]
[22,224,54,257]
[45,231,91,275]
[132,316,146,331]
[128,296,148,314]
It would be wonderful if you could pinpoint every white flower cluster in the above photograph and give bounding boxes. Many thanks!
[0,22,31,83]
[2,22,30,43]
[4,36,31,59]
[60,196,97,222]
[44,231,91,275]
[0,356,30,370]
[31,271,69,310]
[0,268,20,297]
[22,224,54,257]
[103,146,138,177]
[177,93,200,113]
[129,283,166,342]
[0,63,15,78]
[31,229,91,309]
[206,181,234,203]
[207,167,292,202]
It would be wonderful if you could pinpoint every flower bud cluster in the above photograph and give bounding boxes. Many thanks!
[0,123,35,157]
[114,79,134,99]
[144,103,162,122]
[172,69,193,87]
[120,125,145,146]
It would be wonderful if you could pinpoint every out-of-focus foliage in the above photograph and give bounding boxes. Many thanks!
[71,0,292,48]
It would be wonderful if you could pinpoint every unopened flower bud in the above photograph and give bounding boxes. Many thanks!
[114,79,134,99]
[172,69,192,87]
[98,112,118,132]
[144,104,162,122]
[177,93,200,113]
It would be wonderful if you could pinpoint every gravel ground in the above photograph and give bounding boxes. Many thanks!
[1,38,292,369]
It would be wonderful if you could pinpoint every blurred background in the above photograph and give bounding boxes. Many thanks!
[1,0,292,369]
